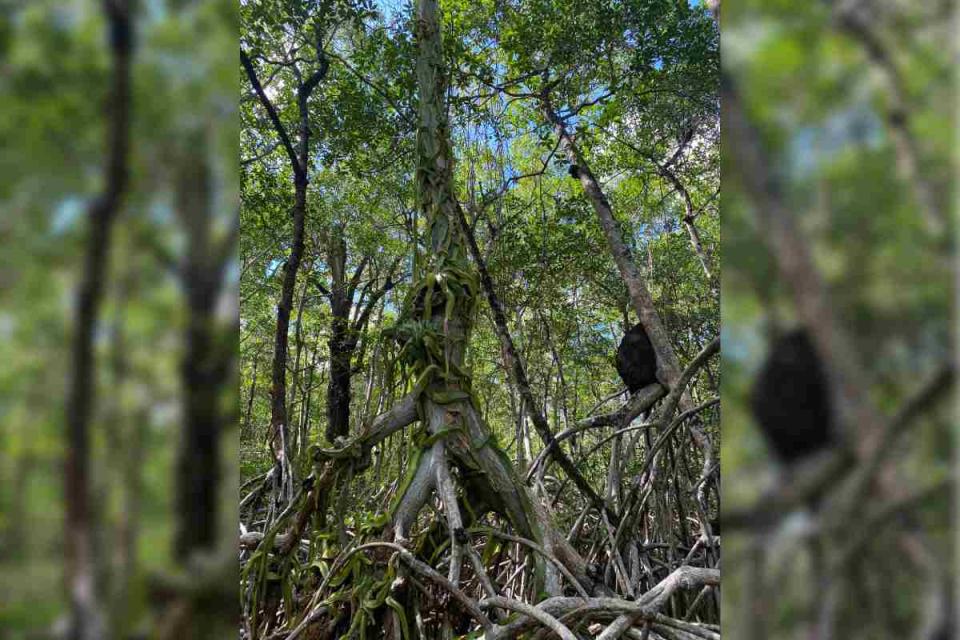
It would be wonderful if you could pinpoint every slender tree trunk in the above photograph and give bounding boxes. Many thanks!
[325,279,353,442]
[360,305,384,425]
[543,101,715,512]
[64,3,130,638]
[454,183,618,525]
[240,47,327,504]
[656,162,714,282]
[269,173,306,500]
[113,405,145,634]
[288,273,310,455]
[243,353,259,441]
[544,103,681,388]
[298,329,321,456]
[103,244,138,635]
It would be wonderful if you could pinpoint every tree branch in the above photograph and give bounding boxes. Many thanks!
[240,48,303,178]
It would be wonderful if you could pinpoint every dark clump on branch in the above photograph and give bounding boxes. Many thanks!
[750,329,835,464]
[615,323,658,393]
[708,516,720,536]
[568,163,581,179]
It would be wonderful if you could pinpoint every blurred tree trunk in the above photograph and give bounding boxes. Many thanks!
[172,129,235,560]
[63,2,131,638]
[102,240,143,636]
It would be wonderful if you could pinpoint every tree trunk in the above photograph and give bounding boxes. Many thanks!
[287,272,310,455]
[325,341,353,443]
[543,102,715,511]
[298,328,321,457]
[240,47,327,505]
[325,260,353,442]
[103,245,139,636]
[173,129,231,560]
[269,172,306,501]
[325,238,395,443]
[243,352,259,441]
[63,3,130,638]
[544,103,682,389]
[385,0,600,608]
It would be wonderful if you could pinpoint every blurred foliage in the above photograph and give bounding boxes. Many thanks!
[722,1,954,638]
[0,0,238,637]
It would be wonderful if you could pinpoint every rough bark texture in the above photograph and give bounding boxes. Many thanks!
[325,245,394,443]
[325,233,353,442]
[63,3,131,638]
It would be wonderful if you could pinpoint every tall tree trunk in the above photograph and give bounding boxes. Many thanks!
[543,103,681,389]
[243,352,259,441]
[174,130,231,560]
[359,305,384,426]
[63,3,130,638]
[240,48,327,505]
[269,172,307,501]
[113,405,145,635]
[103,243,138,636]
[325,235,352,442]
[298,329,321,454]
[288,273,310,456]
[386,0,600,611]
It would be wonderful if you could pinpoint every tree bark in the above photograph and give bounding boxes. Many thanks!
[287,271,310,455]
[325,232,353,442]
[242,351,259,441]
[656,161,714,283]
[325,246,395,443]
[543,102,682,390]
